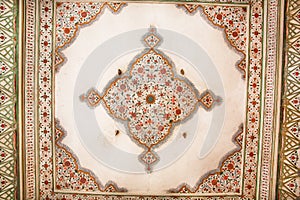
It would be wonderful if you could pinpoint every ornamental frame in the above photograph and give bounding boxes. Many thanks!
[0,0,295,199]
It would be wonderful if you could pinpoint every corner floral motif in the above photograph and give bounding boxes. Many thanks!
[55,120,127,192]
[55,2,127,71]
[177,4,248,79]
[169,125,243,194]
[81,27,222,172]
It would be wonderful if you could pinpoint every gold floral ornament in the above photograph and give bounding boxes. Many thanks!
[81,27,222,172]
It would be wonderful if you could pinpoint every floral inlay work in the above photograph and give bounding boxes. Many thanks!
[177,4,248,79]
[81,27,222,172]
[55,2,127,70]
[169,125,243,194]
[54,121,127,192]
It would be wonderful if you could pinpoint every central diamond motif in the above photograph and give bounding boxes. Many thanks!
[81,27,221,172]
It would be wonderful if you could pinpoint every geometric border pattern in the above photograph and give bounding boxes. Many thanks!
[38,0,54,198]
[23,0,36,198]
[260,0,280,198]
[0,0,17,199]
[278,0,300,198]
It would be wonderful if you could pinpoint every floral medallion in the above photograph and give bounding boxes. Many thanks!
[81,27,221,172]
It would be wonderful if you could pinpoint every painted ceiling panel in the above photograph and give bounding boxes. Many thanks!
[54,1,246,195]
[0,0,297,199]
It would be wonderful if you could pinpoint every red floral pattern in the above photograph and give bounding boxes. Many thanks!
[33,1,270,199]
[55,2,127,70]
[55,123,126,192]
[103,50,199,142]
[82,28,221,172]
[177,2,264,198]
[170,125,243,194]
[178,4,247,79]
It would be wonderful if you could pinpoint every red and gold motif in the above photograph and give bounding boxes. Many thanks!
[178,4,248,79]
[81,27,221,172]
[55,122,126,192]
[170,125,243,194]
[55,2,127,70]
[30,0,278,199]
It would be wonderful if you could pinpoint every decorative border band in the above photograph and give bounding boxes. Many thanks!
[0,0,17,199]
[278,0,300,198]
